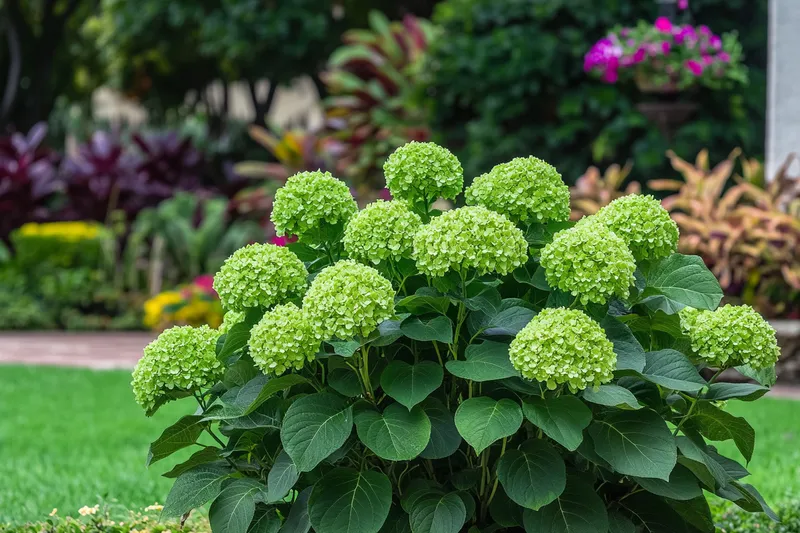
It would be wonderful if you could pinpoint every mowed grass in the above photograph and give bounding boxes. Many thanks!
[0,365,195,524]
[0,365,798,523]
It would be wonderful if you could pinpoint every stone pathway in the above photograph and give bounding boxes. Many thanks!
[0,332,154,370]
[1,333,800,400]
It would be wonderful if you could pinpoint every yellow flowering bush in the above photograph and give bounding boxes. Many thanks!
[142,280,223,331]
[136,142,777,533]
[11,221,110,270]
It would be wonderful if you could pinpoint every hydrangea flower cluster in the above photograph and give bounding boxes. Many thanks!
[509,308,616,391]
[584,18,746,90]
[540,223,636,305]
[218,310,245,333]
[271,171,357,241]
[594,194,679,261]
[383,142,463,203]
[302,260,395,340]
[249,303,319,375]
[412,206,528,277]
[343,199,423,265]
[680,305,780,369]
[132,325,222,412]
[213,243,308,311]
[465,157,571,224]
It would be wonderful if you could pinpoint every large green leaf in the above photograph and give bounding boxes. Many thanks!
[162,446,222,478]
[669,497,715,533]
[280,487,312,533]
[355,403,431,461]
[218,309,262,361]
[446,341,518,382]
[633,464,703,501]
[676,435,733,489]
[308,468,392,533]
[209,479,262,533]
[620,493,696,533]
[522,475,608,533]
[163,464,230,518]
[147,415,206,466]
[716,482,779,521]
[280,393,353,472]
[641,350,706,392]
[496,440,566,510]
[483,306,536,337]
[407,492,466,533]
[588,409,677,480]
[380,361,443,410]
[521,396,592,451]
[455,398,522,455]
[400,316,453,343]
[419,398,461,460]
[640,254,723,313]
[248,508,281,533]
[581,385,641,410]
[607,512,636,533]
[686,403,755,462]
[705,382,768,402]
[396,289,451,315]
[267,451,299,503]
[735,364,777,387]
[601,315,646,372]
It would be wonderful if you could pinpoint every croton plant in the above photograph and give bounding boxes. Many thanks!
[135,142,780,533]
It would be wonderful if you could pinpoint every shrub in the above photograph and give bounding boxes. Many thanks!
[10,221,110,271]
[715,499,800,533]
[426,0,767,182]
[137,141,778,533]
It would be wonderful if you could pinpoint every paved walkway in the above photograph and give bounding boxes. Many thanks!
[0,332,154,370]
[1,333,800,399]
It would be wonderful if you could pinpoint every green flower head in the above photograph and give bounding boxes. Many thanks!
[302,259,395,340]
[680,304,780,369]
[343,200,423,265]
[218,310,245,333]
[594,195,679,261]
[412,206,528,277]
[465,156,571,224]
[509,308,616,391]
[272,171,357,242]
[131,325,222,412]
[213,243,308,312]
[383,141,464,203]
[249,303,319,375]
[540,222,636,305]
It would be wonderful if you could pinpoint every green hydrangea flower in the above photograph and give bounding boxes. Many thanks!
[509,308,616,391]
[218,310,245,333]
[412,206,528,277]
[465,156,571,224]
[249,303,319,375]
[594,195,679,261]
[302,260,395,340]
[213,243,308,312]
[131,325,222,412]
[343,200,423,265]
[680,305,780,369]
[272,171,357,242]
[540,222,636,305]
[383,142,463,203]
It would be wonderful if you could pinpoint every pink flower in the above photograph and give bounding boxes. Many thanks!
[718,52,731,63]
[633,48,647,63]
[193,275,217,296]
[271,235,297,247]
[661,41,672,54]
[654,17,672,33]
[678,0,689,9]
[710,35,722,50]
[698,25,711,36]
[602,69,619,83]
[379,188,393,201]
[685,59,704,76]
[702,54,714,65]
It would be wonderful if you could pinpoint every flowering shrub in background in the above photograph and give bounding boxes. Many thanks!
[585,17,748,90]
[135,141,778,533]
[143,276,223,331]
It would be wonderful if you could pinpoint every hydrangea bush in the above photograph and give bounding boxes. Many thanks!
[135,142,780,533]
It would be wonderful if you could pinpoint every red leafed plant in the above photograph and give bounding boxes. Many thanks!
[321,11,436,191]
[0,123,60,238]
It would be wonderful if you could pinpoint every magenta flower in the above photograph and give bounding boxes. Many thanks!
[661,41,672,54]
[271,235,298,247]
[602,69,619,83]
[685,59,704,76]
[634,48,647,63]
[678,0,689,8]
[718,52,731,63]
[702,54,714,66]
[710,35,722,50]
[654,17,672,33]
[193,275,217,296]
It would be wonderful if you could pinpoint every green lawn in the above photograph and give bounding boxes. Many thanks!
[0,365,195,524]
[0,365,797,524]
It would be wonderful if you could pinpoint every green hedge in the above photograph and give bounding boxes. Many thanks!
[426,0,767,182]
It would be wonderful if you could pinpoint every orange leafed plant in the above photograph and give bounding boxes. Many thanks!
[570,162,638,219]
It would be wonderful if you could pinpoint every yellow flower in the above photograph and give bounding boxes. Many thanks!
[78,505,99,516]
[49,508,58,516]
[17,221,106,241]
[144,504,164,512]
[143,291,184,329]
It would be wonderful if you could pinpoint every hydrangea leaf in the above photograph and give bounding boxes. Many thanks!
[581,384,642,410]
[446,341,518,382]
[267,450,299,503]
[496,440,566,510]
[589,409,677,480]
[163,464,230,518]
[147,415,206,466]
[633,464,703,501]
[522,475,608,533]
[641,349,706,392]
[419,398,462,460]
[380,360,444,410]
[455,397,522,454]
[280,393,354,472]
[640,254,723,313]
[685,402,755,462]
[521,396,592,451]
[355,403,431,461]
[407,492,466,533]
[308,468,392,533]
